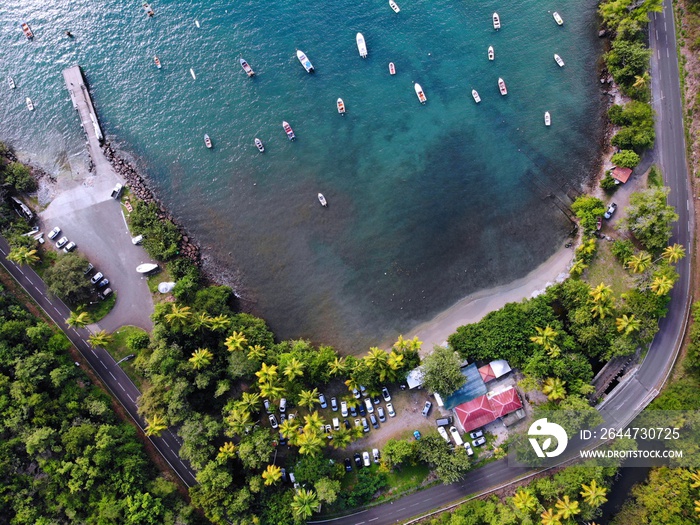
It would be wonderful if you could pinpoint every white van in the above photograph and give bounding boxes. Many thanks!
[332,417,340,431]
[437,426,451,443]
[279,398,287,413]
[449,426,464,446]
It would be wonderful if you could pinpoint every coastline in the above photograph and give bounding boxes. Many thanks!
[407,245,574,354]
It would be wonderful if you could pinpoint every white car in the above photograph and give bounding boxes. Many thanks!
[341,400,348,417]
[55,236,68,249]
[353,388,361,399]
[63,241,76,253]
[319,393,328,408]
[437,426,451,443]
[372,448,380,463]
[48,226,61,240]
[470,429,484,440]
[381,386,391,402]
[364,398,374,414]
[362,451,371,467]
[386,402,396,417]
[463,442,474,456]
[268,414,278,429]
[449,426,464,446]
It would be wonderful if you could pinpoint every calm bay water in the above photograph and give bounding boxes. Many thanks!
[0,0,604,352]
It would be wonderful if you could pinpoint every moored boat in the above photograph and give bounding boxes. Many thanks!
[389,0,401,13]
[472,89,481,103]
[136,263,159,274]
[26,97,34,111]
[318,193,328,207]
[488,46,494,61]
[143,3,155,16]
[154,56,161,68]
[337,98,346,115]
[240,58,255,77]
[20,22,34,40]
[356,33,368,58]
[195,19,200,28]
[389,62,396,75]
[190,68,196,80]
[8,77,15,89]
[596,216,602,231]
[493,12,501,30]
[255,138,265,152]
[282,121,296,140]
[498,77,507,95]
[414,82,426,104]
[296,50,314,73]
[204,134,212,148]
[553,12,564,26]
[554,53,565,67]
[544,111,551,126]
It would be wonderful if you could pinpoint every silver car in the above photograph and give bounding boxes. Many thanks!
[55,236,68,249]
[48,226,61,240]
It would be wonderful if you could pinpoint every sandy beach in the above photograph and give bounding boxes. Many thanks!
[407,246,574,354]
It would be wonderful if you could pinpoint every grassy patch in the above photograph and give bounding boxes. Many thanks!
[583,240,636,297]
[85,293,117,322]
[104,325,148,389]
[147,267,173,294]
[647,165,663,187]
[382,463,431,496]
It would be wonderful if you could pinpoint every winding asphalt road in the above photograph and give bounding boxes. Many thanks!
[311,1,693,523]
[0,236,198,488]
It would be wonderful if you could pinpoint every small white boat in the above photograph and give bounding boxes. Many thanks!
[190,68,196,80]
[414,82,426,104]
[553,12,564,26]
[143,2,155,17]
[493,12,501,30]
[204,134,212,148]
[488,46,494,61]
[240,58,255,77]
[389,0,400,13]
[26,97,34,111]
[472,89,481,103]
[21,22,34,40]
[554,54,565,67]
[136,263,159,274]
[282,120,296,140]
[498,77,507,95]
[389,62,396,75]
[318,193,328,207]
[337,98,346,115]
[195,19,201,28]
[255,138,265,152]
[297,50,314,73]
[356,33,367,58]
[544,111,551,126]
[8,77,16,89]
[154,56,161,69]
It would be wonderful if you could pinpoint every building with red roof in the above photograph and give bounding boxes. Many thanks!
[454,387,523,432]
[612,166,633,184]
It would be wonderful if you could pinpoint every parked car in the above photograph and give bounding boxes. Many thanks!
[437,426,451,443]
[264,399,272,414]
[436,416,453,426]
[386,402,396,417]
[288,413,296,422]
[604,202,618,219]
[280,414,286,423]
[97,278,110,289]
[90,272,104,285]
[364,398,374,414]
[83,263,94,276]
[268,414,278,429]
[464,442,474,456]
[354,452,362,468]
[422,401,433,417]
[131,234,143,245]
[377,406,386,422]
[358,402,366,416]
[360,385,368,397]
[354,418,361,429]
[449,426,464,446]
[48,227,61,240]
[362,451,371,467]
[341,400,348,417]
[332,418,340,431]
[55,236,68,249]
[324,424,332,435]
[278,432,288,446]
[472,436,486,447]
[470,429,484,440]
[361,417,370,433]
[344,458,353,472]
[97,288,113,300]
[381,386,391,402]
[369,414,379,429]
[279,398,287,413]
[330,397,338,412]
[372,448,380,464]
[353,388,361,399]
[319,393,328,408]
[343,419,350,430]
[350,404,358,417]
[63,241,76,253]
[372,395,381,405]
[413,430,422,440]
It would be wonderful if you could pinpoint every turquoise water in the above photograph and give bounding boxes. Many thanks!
[0,0,604,352]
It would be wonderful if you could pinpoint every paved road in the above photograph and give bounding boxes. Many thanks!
[312,2,693,523]
[0,236,197,487]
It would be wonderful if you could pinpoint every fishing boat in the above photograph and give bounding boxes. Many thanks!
[195,19,200,28]
[240,58,255,77]
[488,46,495,61]
[26,97,34,111]
[389,62,396,75]
[282,121,296,140]
[154,56,161,69]
[356,33,367,58]
[337,98,346,115]
[553,12,564,26]
[554,54,565,67]
[493,12,501,30]
[255,138,265,152]
[544,111,551,126]
[296,50,314,73]
[414,82,426,104]
[389,0,401,13]
[498,77,507,95]
[596,216,602,231]
[472,89,481,103]
[204,134,212,148]
[136,263,159,274]
[20,22,34,40]
[8,77,15,89]
[318,193,328,207]
[190,68,196,80]
[143,3,155,16]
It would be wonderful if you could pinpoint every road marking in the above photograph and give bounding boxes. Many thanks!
[118,383,125,391]
[121,209,129,231]
[17,268,24,275]
[91,349,98,357]
[354,522,365,525]
[165,442,173,450]
[667,48,669,58]
[109,371,117,380]
[53,306,61,314]
[657,49,660,60]
[397,508,405,511]
[688,200,691,211]
[368,519,378,523]
[126,393,134,402]
[100,360,108,369]
[410,503,420,507]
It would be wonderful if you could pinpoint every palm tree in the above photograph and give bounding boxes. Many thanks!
[615,314,641,336]
[255,362,279,384]
[387,350,404,371]
[531,325,558,348]
[216,441,237,463]
[239,392,261,414]
[540,508,562,525]
[512,489,538,513]
[296,431,324,457]
[225,330,247,352]
[662,243,686,264]
[542,377,567,401]
[145,414,168,436]
[279,419,298,441]
[189,348,214,370]
[291,488,320,520]
[283,358,305,381]
[262,464,283,486]
[208,315,231,331]
[650,275,674,295]
[590,301,613,320]
[576,238,596,257]
[224,407,252,437]
[298,388,320,410]
[66,311,91,329]
[690,470,700,488]
[247,344,267,362]
[633,72,649,89]
[626,252,652,273]
[7,246,40,266]
[303,411,325,433]
[351,424,364,440]
[328,357,347,377]
[259,380,284,401]
[570,258,588,277]
[364,347,388,375]
[580,479,608,508]
[193,312,214,331]
[554,495,580,519]
[344,377,360,394]
[88,329,113,348]
[695,499,700,516]
[331,428,353,449]
[164,304,192,329]
[589,283,613,303]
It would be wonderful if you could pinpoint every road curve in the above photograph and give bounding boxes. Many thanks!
[0,236,198,487]
[311,1,693,523]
